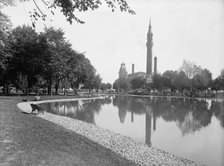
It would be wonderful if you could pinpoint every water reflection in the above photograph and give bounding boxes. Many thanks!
[45,98,112,125]
[43,96,224,144]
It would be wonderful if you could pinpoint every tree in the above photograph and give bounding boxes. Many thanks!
[0,2,13,69]
[118,78,128,92]
[152,74,169,91]
[16,73,28,94]
[83,62,102,93]
[67,52,97,95]
[113,80,118,91]
[130,76,145,90]
[0,0,15,8]
[106,82,112,89]
[174,71,191,95]
[0,11,12,80]
[210,78,221,94]
[162,70,178,91]
[84,73,102,93]
[100,83,107,92]
[218,69,224,90]
[201,69,212,88]
[100,82,111,91]
[5,0,135,26]
[7,25,48,94]
[192,69,212,96]
[42,27,71,95]
[93,74,102,92]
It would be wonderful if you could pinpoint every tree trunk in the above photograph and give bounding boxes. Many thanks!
[55,86,58,95]
[55,78,60,95]
[25,87,28,95]
[3,85,6,94]
[6,85,10,94]
[48,76,53,96]
[37,87,40,95]
[63,78,66,96]
[74,89,77,95]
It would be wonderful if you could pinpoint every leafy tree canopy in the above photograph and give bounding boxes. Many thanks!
[130,76,145,90]
[2,0,135,26]
[218,69,224,90]
[0,11,12,72]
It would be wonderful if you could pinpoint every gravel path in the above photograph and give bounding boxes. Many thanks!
[16,98,202,166]
[0,97,137,166]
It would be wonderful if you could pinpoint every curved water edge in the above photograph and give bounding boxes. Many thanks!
[17,96,106,113]
[17,97,201,166]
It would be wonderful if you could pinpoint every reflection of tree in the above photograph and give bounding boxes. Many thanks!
[112,96,224,135]
[192,100,212,127]
[42,98,112,124]
[42,96,224,136]
[100,97,112,105]
[48,101,79,118]
[113,96,146,114]
[78,99,102,124]
[129,98,146,114]
[211,101,224,127]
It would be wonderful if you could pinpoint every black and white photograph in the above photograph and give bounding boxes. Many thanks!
[0,0,224,165]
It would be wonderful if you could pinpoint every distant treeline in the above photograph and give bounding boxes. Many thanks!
[113,60,224,97]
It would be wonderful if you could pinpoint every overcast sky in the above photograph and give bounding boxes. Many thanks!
[3,0,224,83]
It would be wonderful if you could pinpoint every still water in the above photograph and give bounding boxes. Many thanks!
[42,96,224,166]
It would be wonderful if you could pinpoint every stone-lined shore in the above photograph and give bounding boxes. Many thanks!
[17,97,202,166]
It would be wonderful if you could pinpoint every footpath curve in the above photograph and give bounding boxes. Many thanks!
[17,97,201,166]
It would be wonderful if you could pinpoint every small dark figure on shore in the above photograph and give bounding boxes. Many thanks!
[30,104,44,114]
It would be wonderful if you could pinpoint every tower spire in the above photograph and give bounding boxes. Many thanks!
[148,17,152,34]
[146,18,153,83]
[146,19,153,75]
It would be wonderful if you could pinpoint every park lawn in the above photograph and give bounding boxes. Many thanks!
[0,96,136,166]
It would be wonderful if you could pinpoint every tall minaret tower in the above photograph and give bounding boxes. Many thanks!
[154,56,157,75]
[146,19,153,82]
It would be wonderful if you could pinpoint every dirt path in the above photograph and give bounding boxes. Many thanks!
[0,97,137,166]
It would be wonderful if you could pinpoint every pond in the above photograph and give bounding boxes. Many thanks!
[41,96,224,166]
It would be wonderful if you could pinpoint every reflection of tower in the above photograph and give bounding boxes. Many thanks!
[145,105,153,146]
[146,20,153,83]
[154,56,157,75]
[119,63,128,79]
[132,64,135,74]
[145,113,152,146]
[131,110,134,122]
[153,111,156,131]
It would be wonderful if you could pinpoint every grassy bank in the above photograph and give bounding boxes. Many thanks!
[0,96,137,166]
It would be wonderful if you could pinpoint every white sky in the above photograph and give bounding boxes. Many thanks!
[3,0,224,83]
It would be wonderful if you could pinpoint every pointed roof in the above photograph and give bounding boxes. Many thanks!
[147,18,152,36]
[149,18,151,29]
